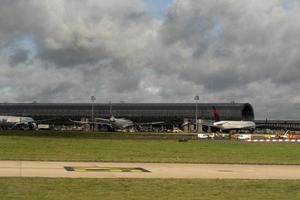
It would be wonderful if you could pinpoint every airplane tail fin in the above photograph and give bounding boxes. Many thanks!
[284,130,290,136]
[212,106,220,122]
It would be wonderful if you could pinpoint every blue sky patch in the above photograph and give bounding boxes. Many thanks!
[144,0,174,19]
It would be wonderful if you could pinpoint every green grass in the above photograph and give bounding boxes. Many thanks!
[0,135,300,164]
[0,130,197,140]
[0,178,299,200]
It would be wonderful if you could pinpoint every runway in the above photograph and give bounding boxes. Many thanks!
[0,161,300,179]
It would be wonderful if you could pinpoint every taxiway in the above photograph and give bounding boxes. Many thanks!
[0,161,300,179]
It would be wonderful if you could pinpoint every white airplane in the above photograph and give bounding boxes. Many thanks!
[71,103,164,132]
[95,116,135,132]
[95,103,164,132]
[209,106,256,132]
[0,116,37,130]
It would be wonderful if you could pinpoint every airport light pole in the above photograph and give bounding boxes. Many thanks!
[90,96,96,131]
[194,95,199,132]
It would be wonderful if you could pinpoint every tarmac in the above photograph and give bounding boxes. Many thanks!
[0,161,300,179]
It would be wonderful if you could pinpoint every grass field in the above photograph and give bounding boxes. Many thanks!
[0,178,299,200]
[1,132,299,199]
[0,134,300,164]
[0,130,198,140]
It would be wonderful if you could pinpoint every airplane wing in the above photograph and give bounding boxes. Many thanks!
[193,120,229,128]
[95,118,110,122]
[214,121,229,126]
[255,124,267,128]
[36,117,57,123]
[69,119,89,124]
[136,121,164,126]
[69,119,110,125]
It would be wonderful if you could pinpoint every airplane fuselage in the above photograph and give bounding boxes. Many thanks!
[0,116,36,129]
[111,118,134,129]
[213,121,256,131]
[93,103,163,132]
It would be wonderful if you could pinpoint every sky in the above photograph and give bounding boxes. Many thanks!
[144,0,174,18]
[0,0,300,119]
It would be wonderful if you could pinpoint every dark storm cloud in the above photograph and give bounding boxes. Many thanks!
[9,49,30,66]
[1,0,300,119]
[15,81,74,103]
[38,47,102,67]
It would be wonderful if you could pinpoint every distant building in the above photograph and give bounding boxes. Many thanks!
[0,103,254,126]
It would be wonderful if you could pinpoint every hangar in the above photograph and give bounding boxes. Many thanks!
[0,103,254,126]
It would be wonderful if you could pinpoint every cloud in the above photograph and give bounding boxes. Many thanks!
[0,0,300,119]
[151,0,300,118]
[9,49,30,66]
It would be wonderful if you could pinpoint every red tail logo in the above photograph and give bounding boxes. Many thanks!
[212,106,220,122]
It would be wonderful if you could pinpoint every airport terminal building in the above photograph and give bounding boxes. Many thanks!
[0,103,255,126]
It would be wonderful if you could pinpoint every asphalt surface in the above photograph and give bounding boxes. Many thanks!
[0,161,300,179]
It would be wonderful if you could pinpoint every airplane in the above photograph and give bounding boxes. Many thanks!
[202,106,256,132]
[0,116,57,130]
[95,103,164,132]
[0,116,37,130]
[71,103,164,132]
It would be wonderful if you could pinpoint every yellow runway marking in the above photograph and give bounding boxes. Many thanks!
[64,166,150,173]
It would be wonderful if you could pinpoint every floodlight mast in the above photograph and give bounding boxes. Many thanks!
[194,95,199,132]
[91,96,96,131]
